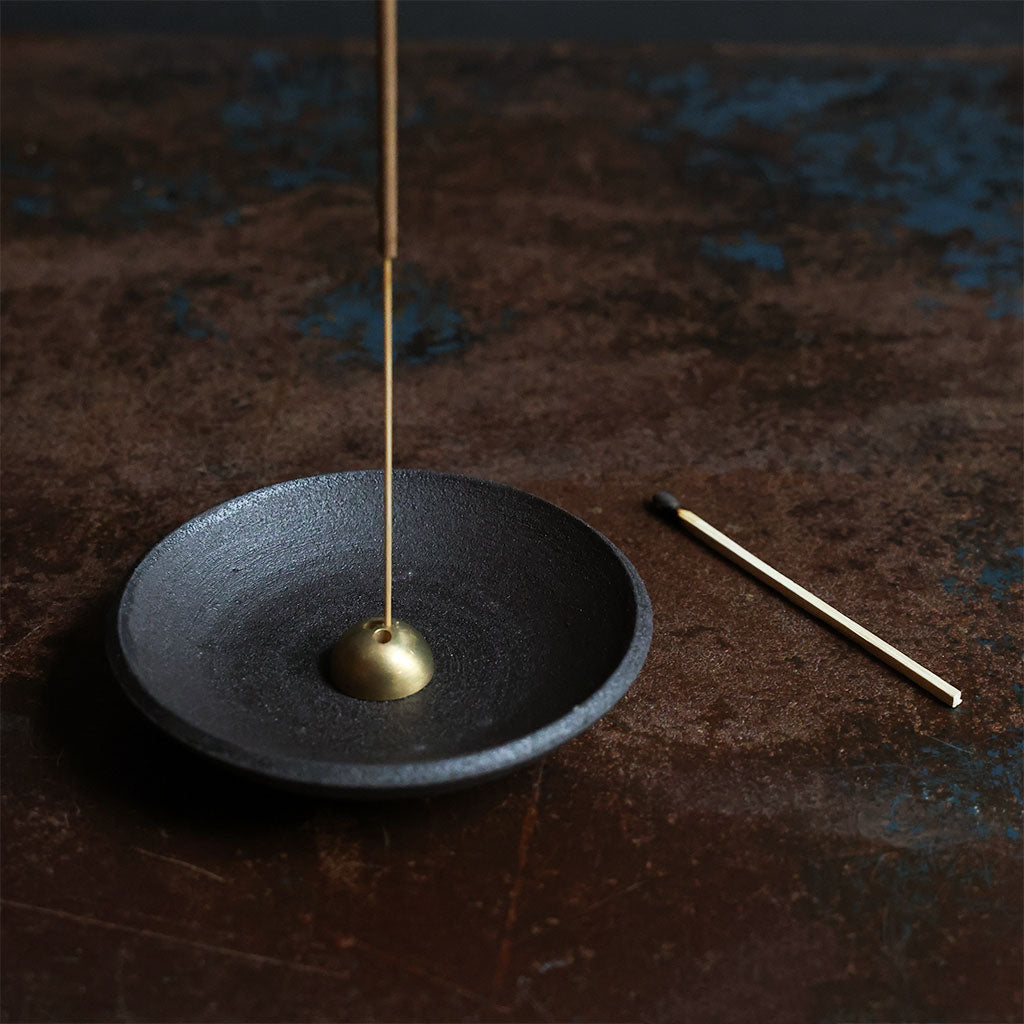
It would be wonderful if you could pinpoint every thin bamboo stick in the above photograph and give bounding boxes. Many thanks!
[378,0,398,628]
[652,492,962,708]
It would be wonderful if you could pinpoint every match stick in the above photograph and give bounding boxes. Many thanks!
[650,492,962,708]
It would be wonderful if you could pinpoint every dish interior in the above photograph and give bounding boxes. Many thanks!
[117,471,642,767]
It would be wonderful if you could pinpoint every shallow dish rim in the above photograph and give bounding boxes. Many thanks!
[108,469,653,796]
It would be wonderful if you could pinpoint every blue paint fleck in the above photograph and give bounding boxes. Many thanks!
[942,244,1021,316]
[117,171,224,228]
[941,574,976,604]
[881,737,1023,848]
[943,248,990,290]
[221,51,427,194]
[13,195,53,216]
[222,52,378,189]
[1,157,55,182]
[977,635,1014,651]
[702,231,786,272]
[645,64,888,140]
[986,291,1024,320]
[915,295,947,315]
[635,61,1022,316]
[945,544,1024,606]
[222,208,240,227]
[221,99,265,131]
[803,739,1022,961]
[267,165,349,191]
[249,49,286,74]
[127,191,176,215]
[978,549,1024,602]
[296,266,469,364]
[167,289,221,341]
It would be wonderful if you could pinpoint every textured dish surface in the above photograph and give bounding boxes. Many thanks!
[110,470,652,796]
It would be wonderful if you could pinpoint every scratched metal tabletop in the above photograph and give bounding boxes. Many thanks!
[1,36,1021,1024]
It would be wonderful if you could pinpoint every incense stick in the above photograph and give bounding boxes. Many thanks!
[651,492,962,708]
[383,255,393,629]
[378,0,398,629]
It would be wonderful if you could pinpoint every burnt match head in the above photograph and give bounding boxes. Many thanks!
[649,491,682,519]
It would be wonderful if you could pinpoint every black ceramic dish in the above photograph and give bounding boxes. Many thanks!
[109,470,652,797]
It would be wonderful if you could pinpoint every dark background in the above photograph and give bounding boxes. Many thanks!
[3,0,1022,45]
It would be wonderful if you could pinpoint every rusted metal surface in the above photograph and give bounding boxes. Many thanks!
[2,37,1021,1023]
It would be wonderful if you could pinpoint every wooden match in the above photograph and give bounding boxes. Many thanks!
[651,492,963,708]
